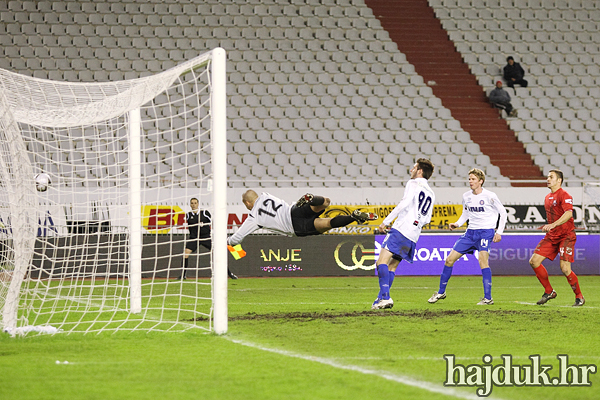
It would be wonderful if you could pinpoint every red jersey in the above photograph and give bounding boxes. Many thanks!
[544,187,575,239]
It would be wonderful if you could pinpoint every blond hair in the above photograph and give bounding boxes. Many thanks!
[469,168,485,184]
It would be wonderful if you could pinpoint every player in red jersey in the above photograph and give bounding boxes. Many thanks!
[529,170,585,306]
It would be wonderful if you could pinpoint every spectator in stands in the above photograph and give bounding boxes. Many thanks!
[503,56,528,89]
[489,81,517,118]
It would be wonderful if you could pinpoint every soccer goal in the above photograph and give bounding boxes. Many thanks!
[0,48,227,335]
[582,182,600,231]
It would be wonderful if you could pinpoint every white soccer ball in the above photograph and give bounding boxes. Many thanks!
[34,173,51,192]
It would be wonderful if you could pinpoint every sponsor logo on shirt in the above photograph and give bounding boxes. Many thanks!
[468,206,485,212]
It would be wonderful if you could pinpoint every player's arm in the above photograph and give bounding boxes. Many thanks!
[227,214,260,246]
[492,194,508,242]
[542,210,573,233]
[381,181,416,230]
[201,210,212,226]
[450,199,469,230]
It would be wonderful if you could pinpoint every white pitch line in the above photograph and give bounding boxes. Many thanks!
[514,301,599,309]
[225,337,505,400]
[338,355,600,361]
[230,285,568,292]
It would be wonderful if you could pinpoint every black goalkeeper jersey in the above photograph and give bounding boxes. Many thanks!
[186,210,211,239]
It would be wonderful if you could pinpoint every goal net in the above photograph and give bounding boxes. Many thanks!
[0,48,228,335]
[582,182,600,231]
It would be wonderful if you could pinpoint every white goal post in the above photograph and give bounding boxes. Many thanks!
[0,48,227,335]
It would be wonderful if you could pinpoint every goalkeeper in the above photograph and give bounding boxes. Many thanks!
[227,190,377,246]
[177,197,237,280]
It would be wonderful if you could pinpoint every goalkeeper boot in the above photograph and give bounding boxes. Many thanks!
[573,297,585,307]
[351,210,378,223]
[536,290,557,305]
[428,292,446,304]
[228,269,238,280]
[295,193,314,208]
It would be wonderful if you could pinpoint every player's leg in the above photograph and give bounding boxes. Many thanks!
[388,258,400,291]
[561,260,584,306]
[314,211,377,233]
[295,193,329,212]
[310,196,329,213]
[477,251,493,305]
[429,249,463,303]
[177,247,193,280]
[558,235,584,306]
[375,248,394,302]
[373,230,414,310]
[530,238,557,304]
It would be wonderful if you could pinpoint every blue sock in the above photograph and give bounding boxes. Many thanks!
[388,270,396,290]
[482,268,492,299]
[439,266,453,294]
[377,264,390,300]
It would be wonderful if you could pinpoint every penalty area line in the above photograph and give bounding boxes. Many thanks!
[225,337,504,400]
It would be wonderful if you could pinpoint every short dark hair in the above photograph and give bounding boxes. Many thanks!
[190,197,199,202]
[416,158,434,180]
[549,169,563,185]
[507,56,514,62]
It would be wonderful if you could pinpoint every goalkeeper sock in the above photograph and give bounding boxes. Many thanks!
[330,215,355,228]
[438,266,453,294]
[377,264,390,300]
[534,264,553,294]
[310,196,325,206]
[482,267,492,299]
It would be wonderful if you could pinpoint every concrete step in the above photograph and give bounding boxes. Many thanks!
[365,0,544,183]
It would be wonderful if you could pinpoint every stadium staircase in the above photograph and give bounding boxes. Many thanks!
[365,0,545,186]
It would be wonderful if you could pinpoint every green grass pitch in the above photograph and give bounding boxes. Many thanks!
[1,275,599,400]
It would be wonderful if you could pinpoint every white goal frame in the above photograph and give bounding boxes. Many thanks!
[0,48,227,335]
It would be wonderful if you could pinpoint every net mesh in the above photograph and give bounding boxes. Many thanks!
[583,182,600,231]
[0,51,222,334]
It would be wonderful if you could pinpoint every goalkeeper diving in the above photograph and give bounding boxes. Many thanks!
[227,190,377,246]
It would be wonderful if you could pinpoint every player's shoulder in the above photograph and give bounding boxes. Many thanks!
[413,177,433,190]
[481,187,500,198]
[260,192,281,200]
[557,187,573,197]
[557,188,574,204]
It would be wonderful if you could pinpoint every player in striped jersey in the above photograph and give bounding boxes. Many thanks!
[428,168,507,305]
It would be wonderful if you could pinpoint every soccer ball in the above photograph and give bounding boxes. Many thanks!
[34,173,51,192]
